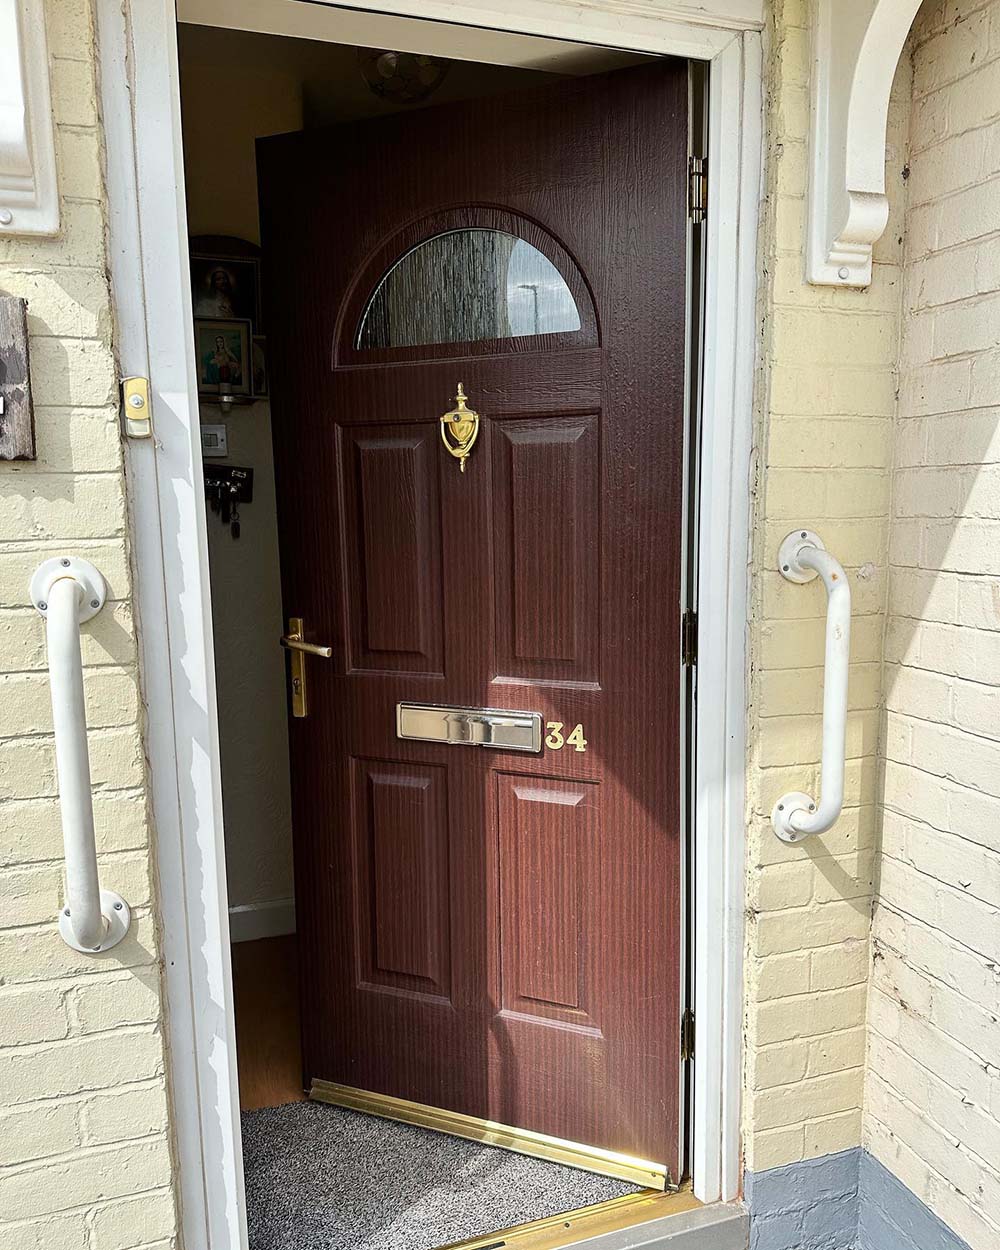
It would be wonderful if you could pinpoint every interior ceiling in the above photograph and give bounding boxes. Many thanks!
[178,24,549,126]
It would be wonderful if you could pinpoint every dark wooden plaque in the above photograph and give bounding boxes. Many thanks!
[0,295,35,461]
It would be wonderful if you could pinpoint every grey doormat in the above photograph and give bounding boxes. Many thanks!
[242,1101,641,1250]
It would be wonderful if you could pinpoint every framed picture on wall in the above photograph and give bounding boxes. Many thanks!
[190,235,263,329]
[195,318,253,399]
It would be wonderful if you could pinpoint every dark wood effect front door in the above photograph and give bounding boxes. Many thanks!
[258,59,688,1180]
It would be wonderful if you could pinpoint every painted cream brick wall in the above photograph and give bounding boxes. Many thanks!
[0,3,178,1248]
[742,0,909,1173]
[865,3,1000,1248]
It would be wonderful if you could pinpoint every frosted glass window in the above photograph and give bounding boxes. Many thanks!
[356,229,581,349]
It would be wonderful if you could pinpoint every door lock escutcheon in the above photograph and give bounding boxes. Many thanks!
[280,617,332,718]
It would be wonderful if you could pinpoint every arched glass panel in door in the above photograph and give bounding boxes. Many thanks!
[356,228,582,350]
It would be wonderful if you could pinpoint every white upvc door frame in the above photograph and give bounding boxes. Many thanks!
[95,3,761,1246]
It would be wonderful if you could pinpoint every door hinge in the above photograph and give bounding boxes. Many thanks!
[688,156,707,224]
[681,1008,695,1061]
[682,610,698,667]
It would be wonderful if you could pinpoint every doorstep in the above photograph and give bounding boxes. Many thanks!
[567,1202,747,1250]
[448,1200,747,1250]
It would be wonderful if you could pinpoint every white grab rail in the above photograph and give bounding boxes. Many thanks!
[30,557,131,952]
[771,530,852,844]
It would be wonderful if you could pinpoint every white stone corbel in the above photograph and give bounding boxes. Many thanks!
[807,0,921,287]
[0,0,59,237]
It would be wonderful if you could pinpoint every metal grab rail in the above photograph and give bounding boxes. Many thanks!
[30,558,131,952]
[771,531,852,844]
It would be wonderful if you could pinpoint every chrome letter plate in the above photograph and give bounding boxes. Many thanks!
[396,702,542,752]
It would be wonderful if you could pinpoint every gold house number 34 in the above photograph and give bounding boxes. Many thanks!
[545,722,588,753]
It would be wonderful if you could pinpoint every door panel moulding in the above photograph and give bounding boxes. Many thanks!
[807,0,922,286]
[0,0,59,235]
[96,2,760,1246]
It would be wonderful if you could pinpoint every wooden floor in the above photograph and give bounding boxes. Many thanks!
[231,934,306,1111]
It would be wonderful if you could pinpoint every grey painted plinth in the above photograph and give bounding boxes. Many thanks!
[745,1146,975,1250]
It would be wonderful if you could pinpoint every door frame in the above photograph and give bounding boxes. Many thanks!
[95,2,762,1247]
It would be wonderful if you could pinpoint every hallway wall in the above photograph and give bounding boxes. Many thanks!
[179,39,301,930]
[867,4,1000,1248]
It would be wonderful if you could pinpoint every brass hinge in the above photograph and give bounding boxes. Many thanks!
[681,1008,695,1061]
[689,156,707,224]
[682,610,698,667]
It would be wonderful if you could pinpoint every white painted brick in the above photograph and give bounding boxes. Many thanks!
[0,726,144,801]
[0,268,111,338]
[0,985,69,1047]
[1,1211,88,1250]
[89,1189,178,1250]
[0,540,130,608]
[805,1027,867,1077]
[0,670,139,740]
[0,1138,172,1220]
[69,968,163,1034]
[933,291,1000,357]
[810,941,870,991]
[0,863,65,929]
[0,791,149,867]
[31,408,123,473]
[82,1082,170,1147]
[749,1040,809,1089]
[0,912,158,986]
[49,58,98,128]
[913,9,992,100]
[802,1108,863,1159]
[752,1068,864,1131]
[55,126,104,201]
[753,985,868,1044]
[744,1123,805,1173]
[0,1030,163,1107]
[0,472,125,541]
[0,601,136,673]
[0,1102,80,1165]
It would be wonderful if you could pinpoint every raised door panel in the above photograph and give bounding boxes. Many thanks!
[340,424,444,675]
[491,416,599,685]
[352,758,452,1003]
[496,774,601,1033]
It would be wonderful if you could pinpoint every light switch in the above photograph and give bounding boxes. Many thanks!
[201,424,229,458]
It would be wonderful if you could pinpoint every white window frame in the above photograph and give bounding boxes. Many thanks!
[95,3,762,1246]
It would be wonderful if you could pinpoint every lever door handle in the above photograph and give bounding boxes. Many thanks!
[280,618,332,718]
[280,633,333,658]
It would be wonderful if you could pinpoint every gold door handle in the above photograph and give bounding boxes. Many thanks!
[280,618,331,717]
[280,634,333,658]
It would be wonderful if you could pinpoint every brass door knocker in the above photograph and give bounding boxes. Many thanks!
[440,383,480,472]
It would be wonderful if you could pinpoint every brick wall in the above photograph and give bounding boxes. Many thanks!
[741,0,909,1173]
[0,2,178,1247]
[865,3,1000,1248]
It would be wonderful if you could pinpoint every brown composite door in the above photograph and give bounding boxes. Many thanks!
[258,58,688,1182]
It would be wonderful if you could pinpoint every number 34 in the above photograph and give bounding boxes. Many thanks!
[545,722,588,753]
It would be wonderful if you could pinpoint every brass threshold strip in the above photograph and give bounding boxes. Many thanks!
[437,1188,700,1250]
[310,1079,670,1190]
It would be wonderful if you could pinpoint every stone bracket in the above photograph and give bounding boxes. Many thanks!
[0,0,59,237]
[807,0,921,287]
